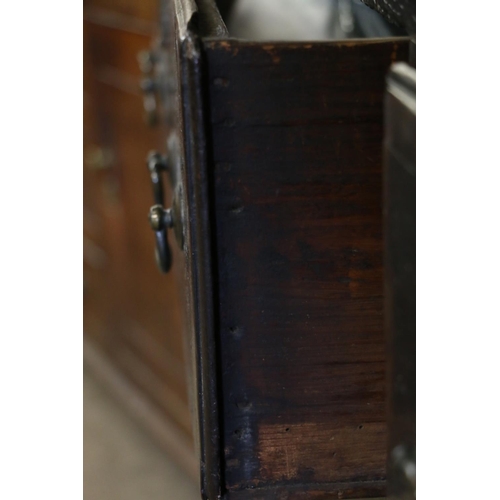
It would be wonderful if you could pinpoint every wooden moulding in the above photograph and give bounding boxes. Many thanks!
[173,0,409,498]
[384,62,416,499]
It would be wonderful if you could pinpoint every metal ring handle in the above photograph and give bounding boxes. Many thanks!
[147,151,173,273]
[148,204,173,273]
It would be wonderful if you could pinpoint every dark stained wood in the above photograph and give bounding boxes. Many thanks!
[175,26,223,499]
[200,38,409,498]
[224,483,386,500]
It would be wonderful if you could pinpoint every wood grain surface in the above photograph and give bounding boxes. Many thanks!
[202,38,409,497]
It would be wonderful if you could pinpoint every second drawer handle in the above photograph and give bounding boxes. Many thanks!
[147,151,172,273]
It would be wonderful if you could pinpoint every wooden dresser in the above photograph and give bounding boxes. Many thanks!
[83,0,197,477]
[84,0,410,498]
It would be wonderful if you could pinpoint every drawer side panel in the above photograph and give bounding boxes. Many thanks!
[203,38,409,498]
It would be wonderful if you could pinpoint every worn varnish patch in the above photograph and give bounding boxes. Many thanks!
[257,422,385,483]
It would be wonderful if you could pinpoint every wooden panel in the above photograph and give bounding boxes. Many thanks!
[87,75,193,436]
[84,0,159,23]
[91,82,184,355]
[203,38,408,498]
[85,21,153,78]
[83,19,128,349]
[84,1,195,448]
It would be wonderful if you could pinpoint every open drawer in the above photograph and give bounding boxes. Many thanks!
[151,0,409,497]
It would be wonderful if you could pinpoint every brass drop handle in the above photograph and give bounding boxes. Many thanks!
[148,204,173,273]
[147,151,173,273]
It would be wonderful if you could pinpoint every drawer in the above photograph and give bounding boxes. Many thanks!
[154,1,410,499]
